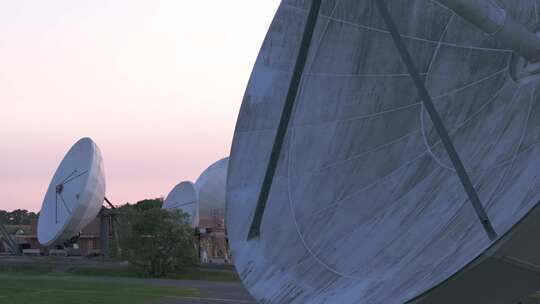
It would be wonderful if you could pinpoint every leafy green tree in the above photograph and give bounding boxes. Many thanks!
[133,198,163,211]
[118,198,163,212]
[119,207,197,277]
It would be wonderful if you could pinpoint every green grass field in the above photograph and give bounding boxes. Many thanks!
[0,260,240,303]
[68,265,239,282]
[0,274,197,304]
[0,262,240,282]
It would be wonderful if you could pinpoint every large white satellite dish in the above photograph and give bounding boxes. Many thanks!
[196,157,228,229]
[162,181,199,228]
[37,138,106,246]
[227,0,540,303]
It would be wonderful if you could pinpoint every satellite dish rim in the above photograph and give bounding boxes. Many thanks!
[195,157,228,228]
[227,1,538,302]
[162,181,200,228]
[37,137,105,246]
[194,157,229,186]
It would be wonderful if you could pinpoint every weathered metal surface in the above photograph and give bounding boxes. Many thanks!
[227,0,540,303]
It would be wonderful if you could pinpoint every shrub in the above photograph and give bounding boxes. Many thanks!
[120,207,197,277]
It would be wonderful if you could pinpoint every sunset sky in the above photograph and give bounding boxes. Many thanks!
[0,0,281,212]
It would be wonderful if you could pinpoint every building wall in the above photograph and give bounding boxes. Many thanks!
[14,217,105,256]
[8,212,231,262]
[198,227,231,263]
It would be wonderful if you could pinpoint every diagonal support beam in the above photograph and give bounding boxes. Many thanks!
[247,0,323,240]
[62,170,88,185]
[104,196,116,209]
[0,222,20,255]
[58,193,72,215]
[375,0,498,241]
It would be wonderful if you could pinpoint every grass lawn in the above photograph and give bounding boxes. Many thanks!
[528,294,540,303]
[0,274,198,304]
[68,265,240,282]
[0,262,240,282]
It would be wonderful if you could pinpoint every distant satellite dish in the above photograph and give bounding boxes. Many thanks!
[196,158,228,229]
[37,138,106,246]
[162,181,199,228]
[227,1,540,303]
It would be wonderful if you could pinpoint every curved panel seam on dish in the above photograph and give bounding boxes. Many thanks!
[419,62,513,171]
[237,66,510,138]
[292,66,510,130]
[292,77,511,185]
[484,85,536,210]
[282,0,368,280]
[282,5,499,281]
[306,9,514,53]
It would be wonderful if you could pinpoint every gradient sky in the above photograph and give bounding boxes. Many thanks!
[0,0,281,212]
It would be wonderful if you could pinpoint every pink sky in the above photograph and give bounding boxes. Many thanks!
[0,0,281,212]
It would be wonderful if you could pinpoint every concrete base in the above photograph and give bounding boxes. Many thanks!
[22,249,41,256]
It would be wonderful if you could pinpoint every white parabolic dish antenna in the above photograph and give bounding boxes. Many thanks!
[196,157,228,228]
[162,181,199,228]
[227,1,540,303]
[37,138,106,246]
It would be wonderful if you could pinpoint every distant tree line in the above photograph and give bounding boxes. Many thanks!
[118,198,163,211]
[0,198,163,226]
[0,209,38,225]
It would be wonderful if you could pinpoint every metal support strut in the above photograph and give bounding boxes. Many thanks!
[100,197,120,257]
[247,0,323,240]
[0,222,20,255]
[437,0,540,62]
[375,0,498,241]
